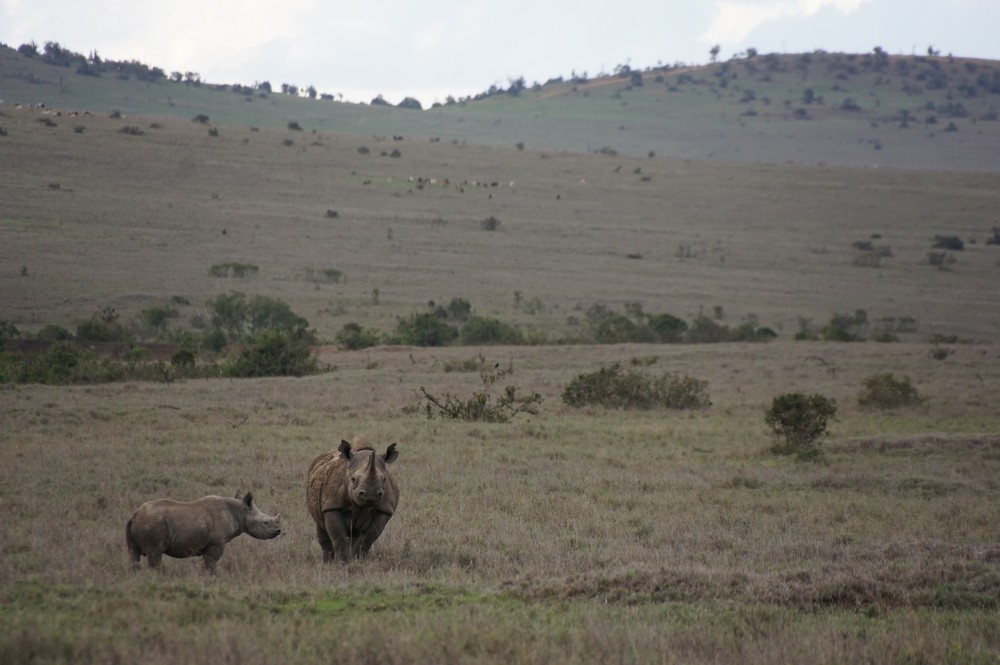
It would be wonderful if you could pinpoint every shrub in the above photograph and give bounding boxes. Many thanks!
[562,363,710,410]
[932,235,964,251]
[335,322,380,350]
[393,313,458,347]
[192,114,210,124]
[460,316,524,345]
[305,267,343,283]
[76,307,130,343]
[480,216,501,231]
[209,262,259,278]
[647,313,688,342]
[223,330,318,377]
[594,314,655,344]
[421,363,542,422]
[857,373,926,409]
[764,392,837,458]
[820,310,868,342]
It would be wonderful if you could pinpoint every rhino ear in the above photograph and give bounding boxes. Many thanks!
[338,439,353,459]
[384,443,398,464]
[243,492,254,508]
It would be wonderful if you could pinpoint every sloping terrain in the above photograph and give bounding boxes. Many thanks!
[3,45,1000,169]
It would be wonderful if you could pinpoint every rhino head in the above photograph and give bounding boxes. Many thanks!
[339,439,398,507]
[240,492,282,540]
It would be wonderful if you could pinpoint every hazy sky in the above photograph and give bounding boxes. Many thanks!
[3,0,998,106]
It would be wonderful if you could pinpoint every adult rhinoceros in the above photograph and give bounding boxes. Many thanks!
[306,434,399,562]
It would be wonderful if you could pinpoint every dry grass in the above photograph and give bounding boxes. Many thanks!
[2,99,1000,662]
[3,341,1000,663]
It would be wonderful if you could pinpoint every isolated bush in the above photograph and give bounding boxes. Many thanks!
[820,310,868,342]
[764,392,838,457]
[35,324,72,341]
[421,363,542,422]
[192,114,210,124]
[480,216,501,231]
[857,373,926,410]
[335,322,380,350]
[562,363,710,410]
[927,251,956,268]
[460,316,524,345]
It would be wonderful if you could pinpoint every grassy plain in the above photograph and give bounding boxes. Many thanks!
[2,341,1000,663]
[2,57,1000,662]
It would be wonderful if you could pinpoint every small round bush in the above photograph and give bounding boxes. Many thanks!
[764,392,837,457]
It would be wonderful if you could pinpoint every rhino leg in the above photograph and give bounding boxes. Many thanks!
[322,511,351,563]
[202,544,224,573]
[353,513,392,558]
[315,524,335,562]
[147,551,163,568]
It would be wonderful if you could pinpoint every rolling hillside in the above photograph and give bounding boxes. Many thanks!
[3,44,1000,170]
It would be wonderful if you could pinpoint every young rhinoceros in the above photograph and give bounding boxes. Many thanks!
[306,435,399,562]
[126,492,281,572]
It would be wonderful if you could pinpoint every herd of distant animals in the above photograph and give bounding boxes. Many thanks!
[125,434,399,572]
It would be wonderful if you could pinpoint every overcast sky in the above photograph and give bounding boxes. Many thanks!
[3,0,998,106]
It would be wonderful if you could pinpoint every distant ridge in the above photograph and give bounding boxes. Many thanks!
[2,44,999,170]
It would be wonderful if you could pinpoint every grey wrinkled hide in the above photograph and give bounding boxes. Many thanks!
[306,434,399,562]
[126,493,281,572]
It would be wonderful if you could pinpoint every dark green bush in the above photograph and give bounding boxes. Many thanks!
[224,330,318,378]
[857,373,926,409]
[335,322,381,350]
[595,315,655,344]
[460,316,524,345]
[764,392,838,458]
[562,363,710,410]
[75,307,131,343]
[393,313,458,347]
[932,235,964,251]
[647,313,688,342]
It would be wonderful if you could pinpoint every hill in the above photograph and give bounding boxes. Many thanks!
[3,44,1000,170]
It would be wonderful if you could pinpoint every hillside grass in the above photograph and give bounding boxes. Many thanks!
[3,45,1000,169]
[2,342,1000,663]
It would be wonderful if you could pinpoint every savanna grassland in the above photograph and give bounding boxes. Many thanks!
[2,51,1000,662]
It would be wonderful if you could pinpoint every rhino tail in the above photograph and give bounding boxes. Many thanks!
[125,517,142,568]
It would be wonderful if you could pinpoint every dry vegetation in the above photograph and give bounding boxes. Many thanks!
[2,95,1000,662]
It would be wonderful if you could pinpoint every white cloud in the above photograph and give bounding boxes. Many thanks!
[701,0,875,45]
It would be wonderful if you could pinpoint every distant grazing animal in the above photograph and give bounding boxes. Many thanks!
[126,492,281,572]
[306,435,399,562]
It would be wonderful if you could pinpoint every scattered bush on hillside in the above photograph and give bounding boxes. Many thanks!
[335,322,380,351]
[287,121,302,131]
[304,268,343,283]
[205,292,314,345]
[764,392,837,459]
[420,362,542,423]
[562,363,710,410]
[192,114,210,124]
[932,235,964,251]
[819,310,869,342]
[480,216,501,231]
[857,373,926,410]
[209,262,259,278]
[927,251,956,269]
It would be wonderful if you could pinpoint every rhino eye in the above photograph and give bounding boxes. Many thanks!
[351,477,359,487]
